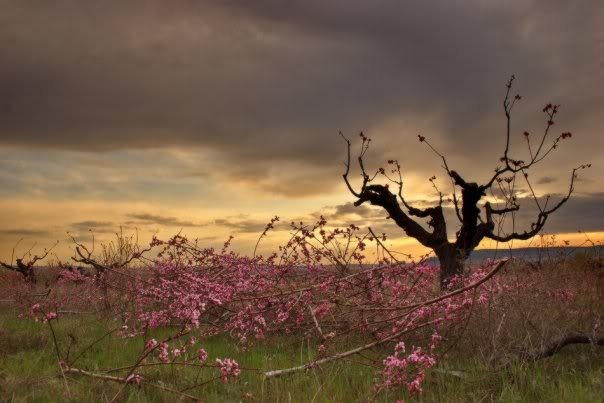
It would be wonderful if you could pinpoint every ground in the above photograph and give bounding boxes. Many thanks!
[1,307,602,402]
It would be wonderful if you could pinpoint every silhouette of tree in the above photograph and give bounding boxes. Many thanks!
[342,75,590,287]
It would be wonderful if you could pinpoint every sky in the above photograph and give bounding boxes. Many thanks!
[1,0,603,261]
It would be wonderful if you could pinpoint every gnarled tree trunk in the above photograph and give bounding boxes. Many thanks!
[435,244,466,288]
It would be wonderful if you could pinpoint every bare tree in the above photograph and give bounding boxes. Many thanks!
[69,229,150,311]
[342,75,590,287]
[0,240,57,283]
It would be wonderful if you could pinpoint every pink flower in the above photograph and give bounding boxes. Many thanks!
[197,348,208,363]
[430,331,442,350]
[45,312,57,321]
[395,341,406,355]
[407,377,423,394]
[216,358,241,383]
[158,342,169,363]
[145,339,158,350]
[379,345,436,394]
[126,374,143,385]
[277,311,289,322]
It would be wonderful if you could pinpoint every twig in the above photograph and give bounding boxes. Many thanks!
[64,366,202,401]
[264,318,438,378]
[308,305,325,340]
[46,319,71,398]
[109,326,189,402]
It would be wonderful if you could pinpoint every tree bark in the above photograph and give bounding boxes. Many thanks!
[436,244,466,288]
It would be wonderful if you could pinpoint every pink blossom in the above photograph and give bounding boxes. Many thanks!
[45,312,57,321]
[145,339,158,350]
[430,331,442,351]
[197,348,208,363]
[126,374,143,385]
[158,342,169,363]
[395,341,406,354]
[216,358,241,383]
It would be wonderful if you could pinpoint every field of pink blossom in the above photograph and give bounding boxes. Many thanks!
[0,223,602,402]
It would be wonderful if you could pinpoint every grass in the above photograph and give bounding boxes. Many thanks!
[1,253,602,401]
[1,308,602,402]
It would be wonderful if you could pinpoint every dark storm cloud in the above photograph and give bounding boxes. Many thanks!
[0,0,602,195]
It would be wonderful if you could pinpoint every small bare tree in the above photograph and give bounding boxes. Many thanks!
[69,228,149,311]
[0,240,57,283]
[342,76,590,287]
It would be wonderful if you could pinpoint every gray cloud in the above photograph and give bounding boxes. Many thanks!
[126,213,206,228]
[512,192,604,234]
[536,176,557,185]
[0,228,51,237]
[69,221,117,235]
[326,202,382,219]
[0,1,602,196]
[72,220,113,229]
[336,202,375,217]
[213,216,283,234]
[319,191,604,240]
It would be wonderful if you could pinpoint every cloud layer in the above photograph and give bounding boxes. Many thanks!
[1,1,603,192]
[0,1,603,258]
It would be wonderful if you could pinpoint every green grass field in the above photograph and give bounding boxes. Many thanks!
[1,307,602,402]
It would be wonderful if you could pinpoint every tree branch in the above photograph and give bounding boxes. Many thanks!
[519,332,604,362]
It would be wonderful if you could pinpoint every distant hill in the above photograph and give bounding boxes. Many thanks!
[464,246,601,262]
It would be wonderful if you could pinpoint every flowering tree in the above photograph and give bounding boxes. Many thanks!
[341,76,590,286]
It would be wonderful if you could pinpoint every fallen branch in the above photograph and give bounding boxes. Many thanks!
[308,305,325,340]
[64,366,201,401]
[402,259,508,310]
[110,326,190,402]
[264,260,508,379]
[519,331,604,362]
[355,259,508,313]
[264,318,438,378]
